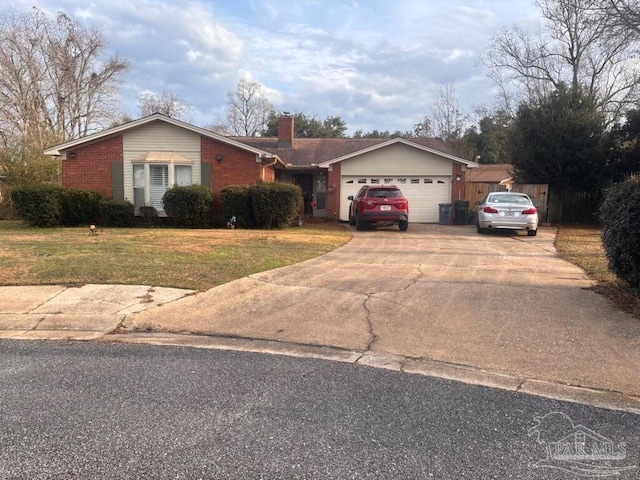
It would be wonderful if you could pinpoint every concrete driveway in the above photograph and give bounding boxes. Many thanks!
[126,224,640,402]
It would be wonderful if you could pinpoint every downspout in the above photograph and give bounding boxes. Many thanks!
[259,154,279,180]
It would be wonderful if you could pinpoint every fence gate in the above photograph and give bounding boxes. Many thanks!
[464,183,549,222]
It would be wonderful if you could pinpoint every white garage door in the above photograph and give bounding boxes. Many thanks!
[341,176,451,223]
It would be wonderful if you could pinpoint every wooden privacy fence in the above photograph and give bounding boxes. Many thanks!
[463,183,550,222]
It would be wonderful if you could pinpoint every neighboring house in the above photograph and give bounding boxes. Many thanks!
[465,163,514,188]
[44,113,478,223]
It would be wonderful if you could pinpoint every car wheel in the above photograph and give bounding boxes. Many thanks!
[527,229,537,236]
[476,223,485,234]
[399,220,408,232]
[348,211,356,226]
[355,214,364,231]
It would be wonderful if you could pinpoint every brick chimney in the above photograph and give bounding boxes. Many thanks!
[278,114,294,149]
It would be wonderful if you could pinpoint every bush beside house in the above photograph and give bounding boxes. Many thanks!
[11,181,304,230]
[222,182,303,229]
[11,184,136,228]
[599,175,640,289]
[221,185,253,228]
[137,206,160,227]
[99,200,135,227]
[61,188,103,226]
[11,185,65,227]
[250,182,302,229]
[162,185,213,228]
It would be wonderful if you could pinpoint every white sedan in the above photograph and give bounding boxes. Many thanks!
[476,192,539,236]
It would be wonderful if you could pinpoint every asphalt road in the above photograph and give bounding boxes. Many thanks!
[1,340,638,479]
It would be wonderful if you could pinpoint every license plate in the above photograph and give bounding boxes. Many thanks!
[500,211,515,216]
[380,205,391,211]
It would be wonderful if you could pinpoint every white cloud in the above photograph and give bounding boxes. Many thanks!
[4,0,540,133]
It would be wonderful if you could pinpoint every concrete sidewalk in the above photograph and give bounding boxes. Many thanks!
[2,225,639,413]
[0,284,194,340]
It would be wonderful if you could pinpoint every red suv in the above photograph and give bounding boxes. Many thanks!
[348,185,409,231]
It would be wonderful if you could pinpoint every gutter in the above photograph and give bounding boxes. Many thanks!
[259,154,281,181]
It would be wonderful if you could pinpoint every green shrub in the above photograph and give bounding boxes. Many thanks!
[599,175,640,288]
[137,205,160,227]
[61,188,103,226]
[100,199,134,227]
[250,182,303,229]
[221,185,253,228]
[11,184,65,227]
[162,185,213,228]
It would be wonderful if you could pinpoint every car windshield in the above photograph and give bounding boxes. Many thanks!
[487,194,531,205]
[367,189,402,198]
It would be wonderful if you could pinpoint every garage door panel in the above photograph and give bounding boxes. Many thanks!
[340,176,451,223]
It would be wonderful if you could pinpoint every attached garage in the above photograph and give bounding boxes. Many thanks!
[322,139,473,223]
[340,176,451,223]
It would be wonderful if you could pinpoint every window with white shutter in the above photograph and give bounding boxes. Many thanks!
[149,165,169,211]
[131,152,195,214]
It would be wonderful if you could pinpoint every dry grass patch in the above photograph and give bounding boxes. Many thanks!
[556,226,640,318]
[0,221,351,291]
[555,226,616,284]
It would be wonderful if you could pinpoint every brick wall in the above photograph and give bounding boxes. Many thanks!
[451,162,465,203]
[62,136,123,199]
[326,163,341,220]
[202,137,276,192]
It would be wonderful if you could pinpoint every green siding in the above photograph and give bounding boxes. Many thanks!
[201,162,212,189]
[112,162,124,200]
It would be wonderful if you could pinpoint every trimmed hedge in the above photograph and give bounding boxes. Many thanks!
[137,205,160,227]
[11,185,65,227]
[100,199,135,227]
[162,185,214,228]
[250,182,302,229]
[222,182,303,229]
[599,175,640,288]
[62,188,103,226]
[221,185,253,228]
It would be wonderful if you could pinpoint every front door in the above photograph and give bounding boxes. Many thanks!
[292,174,314,215]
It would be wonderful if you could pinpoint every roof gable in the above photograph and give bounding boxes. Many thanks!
[317,137,478,168]
[44,113,277,159]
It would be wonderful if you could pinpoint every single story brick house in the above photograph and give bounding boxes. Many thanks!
[44,113,478,223]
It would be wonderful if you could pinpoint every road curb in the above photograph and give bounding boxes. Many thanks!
[102,332,640,415]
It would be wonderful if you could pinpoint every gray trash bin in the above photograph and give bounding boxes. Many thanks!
[438,203,452,225]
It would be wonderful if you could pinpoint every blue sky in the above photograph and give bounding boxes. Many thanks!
[9,0,541,134]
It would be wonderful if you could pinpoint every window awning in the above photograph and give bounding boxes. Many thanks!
[132,151,193,164]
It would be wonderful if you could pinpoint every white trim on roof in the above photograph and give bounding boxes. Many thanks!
[317,137,479,168]
[43,113,283,164]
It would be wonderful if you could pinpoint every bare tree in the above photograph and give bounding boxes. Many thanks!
[605,0,640,33]
[412,116,433,137]
[482,0,640,121]
[225,79,274,136]
[139,90,191,119]
[0,7,129,143]
[431,82,467,144]
[203,122,232,135]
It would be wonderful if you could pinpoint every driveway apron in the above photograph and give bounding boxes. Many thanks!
[126,224,640,398]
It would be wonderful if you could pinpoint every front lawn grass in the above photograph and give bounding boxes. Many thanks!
[0,221,351,291]
[556,225,640,318]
